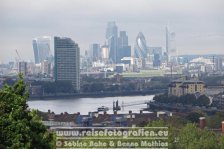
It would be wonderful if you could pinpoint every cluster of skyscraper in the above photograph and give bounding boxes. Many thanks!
[88,22,131,64]
[87,22,177,71]
[29,22,178,91]
[133,26,177,69]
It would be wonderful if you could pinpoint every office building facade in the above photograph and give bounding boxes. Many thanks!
[118,31,128,48]
[18,61,28,76]
[32,36,51,64]
[54,37,80,91]
[89,43,100,61]
[117,31,131,63]
[106,22,118,63]
[165,26,177,64]
[134,32,148,59]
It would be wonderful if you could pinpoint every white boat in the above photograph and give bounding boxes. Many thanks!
[97,106,109,112]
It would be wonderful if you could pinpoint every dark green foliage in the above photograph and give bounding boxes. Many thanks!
[153,93,210,106]
[177,123,220,149]
[147,120,224,149]
[207,112,224,129]
[196,95,210,106]
[32,80,73,93]
[148,77,172,89]
[185,111,205,123]
[200,75,224,86]
[179,94,196,105]
[80,76,169,93]
[0,74,55,148]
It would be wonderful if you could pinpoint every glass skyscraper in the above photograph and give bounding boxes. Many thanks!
[134,32,148,59]
[165,26,177,64]
[118,31,128,48]
[32,36,51,64]
[89,43,100,61]
[117,31,131,63]
[106,22,118,63]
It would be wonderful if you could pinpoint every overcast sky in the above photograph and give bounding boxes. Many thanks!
[0,0,224,63]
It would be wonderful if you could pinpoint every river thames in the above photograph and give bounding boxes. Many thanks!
[28,95,155,114]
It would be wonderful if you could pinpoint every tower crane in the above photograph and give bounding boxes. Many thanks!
[15,49,21,61]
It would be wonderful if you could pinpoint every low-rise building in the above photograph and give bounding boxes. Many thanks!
[168,79,206,96]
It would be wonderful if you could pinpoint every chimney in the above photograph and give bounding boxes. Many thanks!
[129,110,132,114]
[48,112,55,121]
[48,109,51,113]
[222,121,224,133]
[77,112,80,115]
[140,110,143,114]
[199,117,206,129]
[104,111,107,115]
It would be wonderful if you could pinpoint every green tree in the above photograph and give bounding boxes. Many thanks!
[180,94,196,105]
[146,119,223,149]
[195,95,210,106]
[0,75,55,148]
[207,112,224,128]
[147,120,178,149]
[185,111,205,123]
[177,123,220,149]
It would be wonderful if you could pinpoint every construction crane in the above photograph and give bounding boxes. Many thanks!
[15,49,21,61]
[14,49,22,72]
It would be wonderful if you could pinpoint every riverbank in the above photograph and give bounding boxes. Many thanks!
[28,95,155,114]
[28,89,166,100]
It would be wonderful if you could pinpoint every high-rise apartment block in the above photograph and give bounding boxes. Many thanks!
[54,37,80,91]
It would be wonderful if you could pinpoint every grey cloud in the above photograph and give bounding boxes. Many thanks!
[0,0,224,62]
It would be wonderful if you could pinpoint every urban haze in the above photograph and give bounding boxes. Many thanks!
[1,0,224,62]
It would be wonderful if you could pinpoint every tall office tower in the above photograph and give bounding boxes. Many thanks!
[100,44,109,62]
[169,32,177,61]
[117,31,131,63]
[32,36,51,64]
[134,32,148,59]
[106,22,118,63]
[165,26,177,64]
[18,61,27,76]
[54,37,80,91]
[165,26,169,64]
[89,43,100,61]
[118,31,128,48]
[153,53,161,67]
[134,32,149,69]
[215,57,224,71]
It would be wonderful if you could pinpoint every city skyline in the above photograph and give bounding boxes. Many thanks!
[1,0,224,63]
